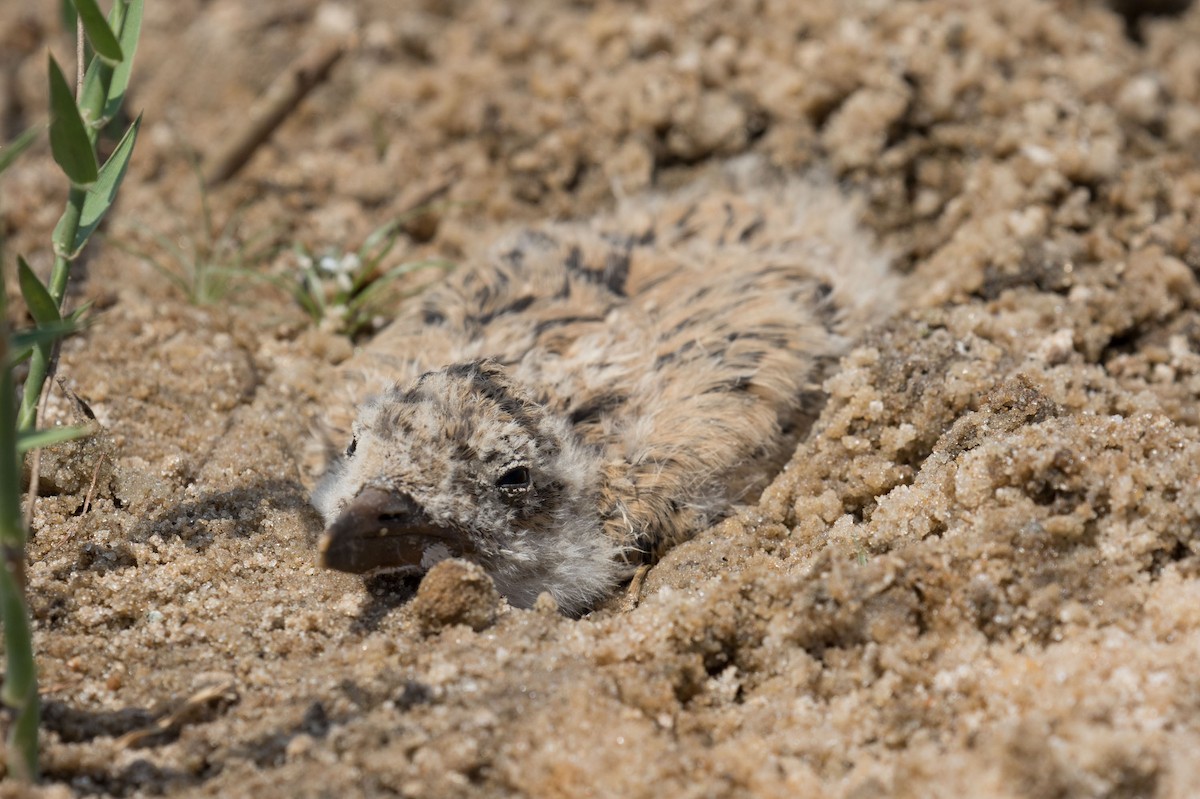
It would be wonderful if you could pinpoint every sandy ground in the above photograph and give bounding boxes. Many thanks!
[2,0,1200,796]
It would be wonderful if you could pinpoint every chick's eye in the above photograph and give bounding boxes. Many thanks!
[345,438,357,458]
[496,466,531,489]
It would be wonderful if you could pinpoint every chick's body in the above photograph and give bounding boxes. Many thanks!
[313,170,895,615]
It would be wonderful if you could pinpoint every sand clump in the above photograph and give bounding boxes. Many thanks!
[1,0,1200,796]
[410,560,502,635]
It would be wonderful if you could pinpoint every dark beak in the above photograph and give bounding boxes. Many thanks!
[319,487,467,573]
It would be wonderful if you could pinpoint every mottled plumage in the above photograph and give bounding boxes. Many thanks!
[313,165,895,615]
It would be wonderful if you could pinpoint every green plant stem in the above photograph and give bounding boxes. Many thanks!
[20,187,83,432]
[0,291,38,781]
[49,193,82,303]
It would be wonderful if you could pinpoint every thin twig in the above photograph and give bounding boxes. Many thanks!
[115,679,238,749]
[81,452,105,515]
[75,16,84,101]
[203,35,351,187]
[23,340,61,532]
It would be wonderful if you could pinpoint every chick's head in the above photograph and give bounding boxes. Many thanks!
[314,359,620,612]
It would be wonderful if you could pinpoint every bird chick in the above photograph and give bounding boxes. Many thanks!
[313,164,896,615]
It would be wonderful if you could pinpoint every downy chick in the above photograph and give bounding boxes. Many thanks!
[313,164,896,615]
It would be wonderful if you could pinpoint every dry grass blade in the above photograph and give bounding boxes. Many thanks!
[114,680,239,750]
[203,35,350,186]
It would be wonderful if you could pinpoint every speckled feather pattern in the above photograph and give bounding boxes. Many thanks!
[313,165,896,614]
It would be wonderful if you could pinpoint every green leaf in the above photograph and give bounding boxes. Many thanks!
[0,125,42,176]
[358,219,401,261]
[77,50,107,137]
[17,257,61,324]
[47,55,98,185]
[104,0,141,122]
[17,425,91,454]
[79,0,140,138]
[9,320,82,365]
[69,113,140,256]
[72,0,123,64]
[60,0,78,30]
[348,259,451,313]
[11,322,79,350]
[67,300,94,323]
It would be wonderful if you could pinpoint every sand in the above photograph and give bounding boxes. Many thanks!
[2,0,1200,796]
